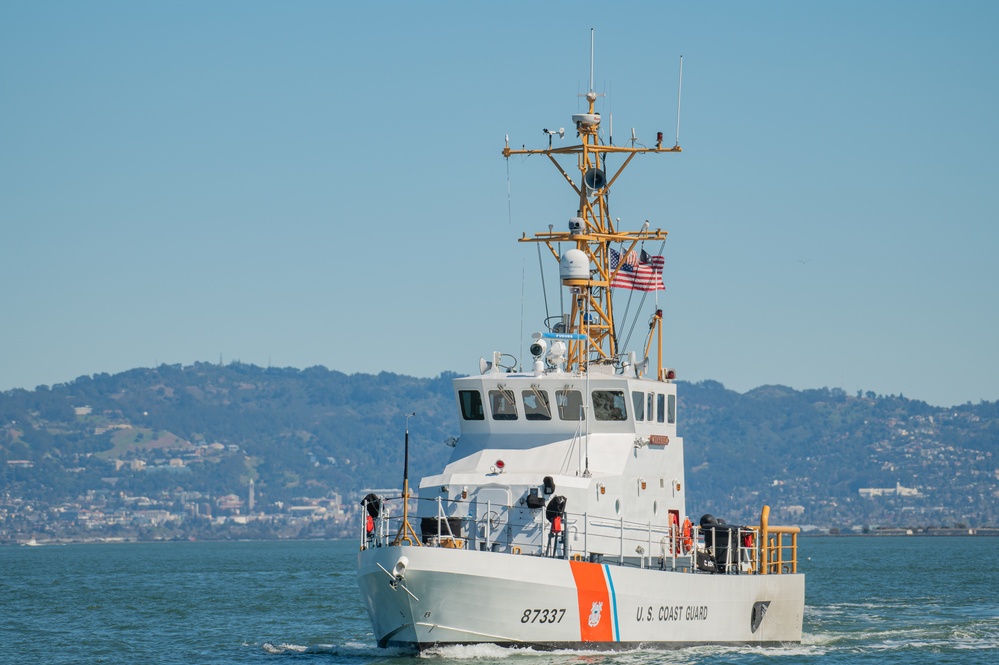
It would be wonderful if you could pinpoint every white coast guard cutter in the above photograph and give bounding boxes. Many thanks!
[356,42,804,651]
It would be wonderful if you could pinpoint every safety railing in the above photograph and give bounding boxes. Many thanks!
[359,495,799,576]
[754,504,799,574]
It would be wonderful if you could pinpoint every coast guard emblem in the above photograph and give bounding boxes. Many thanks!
[588,601,603,627]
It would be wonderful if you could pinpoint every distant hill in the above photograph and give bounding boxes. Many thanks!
[0,363,456,507]
[680,381,998,528]
[1,363,997,532]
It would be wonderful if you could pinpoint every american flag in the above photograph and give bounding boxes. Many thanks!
[609,248,665,291]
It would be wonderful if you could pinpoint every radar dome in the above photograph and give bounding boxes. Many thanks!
[560,249,590,281]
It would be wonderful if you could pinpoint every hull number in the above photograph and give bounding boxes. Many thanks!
[521,608,566,624]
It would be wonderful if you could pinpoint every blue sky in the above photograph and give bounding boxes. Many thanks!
[2,1,997,407]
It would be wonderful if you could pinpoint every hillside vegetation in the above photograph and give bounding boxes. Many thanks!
[2,363,996,539]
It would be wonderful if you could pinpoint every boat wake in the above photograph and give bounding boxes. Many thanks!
[420,642,831,665]
[420,643,609,660]
[804,600,999,654]
[259,641,413,658]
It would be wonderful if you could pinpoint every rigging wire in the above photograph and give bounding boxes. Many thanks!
[622,291,649,352]
[505,157,513,225]
[614,238,640,349]
[537,243,551,328]
[620,239,668,352]
[557,238,564,327]
[519,257,526,371]
[583,293,591,478]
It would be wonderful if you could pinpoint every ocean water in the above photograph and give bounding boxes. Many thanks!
[1,536,996,664]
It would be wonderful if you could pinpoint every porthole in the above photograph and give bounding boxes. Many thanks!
[653,500,659,516]
[615,499,621,515]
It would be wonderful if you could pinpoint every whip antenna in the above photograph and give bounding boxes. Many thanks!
[589,28,595,94]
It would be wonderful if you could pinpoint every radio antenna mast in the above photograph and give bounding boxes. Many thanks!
[589,28,595,93]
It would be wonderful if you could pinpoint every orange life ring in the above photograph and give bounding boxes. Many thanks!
[681,518,693,554]
[669,516,694,555]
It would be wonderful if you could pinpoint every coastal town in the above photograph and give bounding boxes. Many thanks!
[2,366,997,546]
[4,421,997,546]
[2,440,359,545]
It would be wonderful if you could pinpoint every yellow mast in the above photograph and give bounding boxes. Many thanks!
[504,90,680,379]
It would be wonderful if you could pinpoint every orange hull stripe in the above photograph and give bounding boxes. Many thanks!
[569,560,613,642]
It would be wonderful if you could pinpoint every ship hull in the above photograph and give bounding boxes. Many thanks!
[357,545,803,650]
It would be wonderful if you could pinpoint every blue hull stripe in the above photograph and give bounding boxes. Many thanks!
[602,564,620,641]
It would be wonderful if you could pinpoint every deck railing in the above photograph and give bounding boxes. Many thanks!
[360,495,799,575]
[755,504,799,574]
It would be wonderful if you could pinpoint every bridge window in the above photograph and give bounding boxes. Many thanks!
[489,390,518,420]
[458,390,484,420]
[522,389,552,421]
[556,390,584,421]
[593,390,627,421]
[632,391,645,421]
[647,393,654,421]
[668,394,676,424]
[657,394,666,423]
